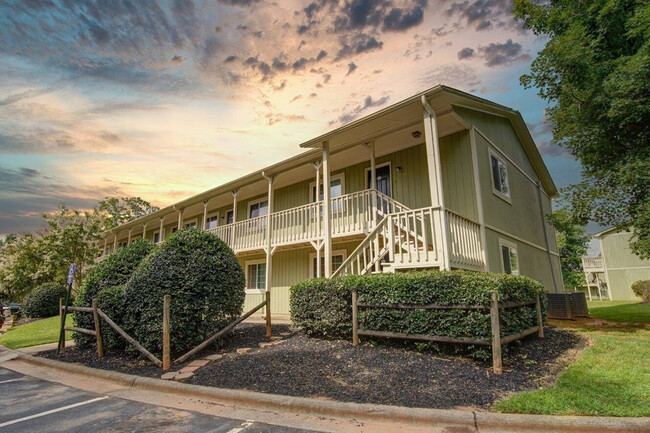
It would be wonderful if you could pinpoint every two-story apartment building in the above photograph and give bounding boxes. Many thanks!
[98,85,564,315]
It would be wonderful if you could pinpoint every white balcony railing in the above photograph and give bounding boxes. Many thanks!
[582,256,604,271]
[447,210,484,271]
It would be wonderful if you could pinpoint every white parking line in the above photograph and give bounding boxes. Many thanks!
[0,379,22,385]
[227,420,255,433]
[0,396,108,428]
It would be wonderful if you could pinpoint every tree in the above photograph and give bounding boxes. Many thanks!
[514,0,650,258]
[548,209,591,290]
[98,197,159,230]
[0,234,52,302]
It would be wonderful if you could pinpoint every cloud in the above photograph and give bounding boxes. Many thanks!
[478,39,529,66]
[0,88,54,106]
[457,47,475,60]
[217,0,262,6]
[171,54,184,64]
[382,4,426,31]
[526,115,571,158]
[19,167,40,178]
[445,0,516,32]
[330,94,390,126]
[265,113,308,125]
[335,33,383,60]
[347,62,358,75]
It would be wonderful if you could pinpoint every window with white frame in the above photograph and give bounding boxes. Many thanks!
[248,198,268,219]
[246,260,266,291]
[499,239,519,275]
[205,214,218,230]
[309,250,347,278]
[153,230,160,244]
[171,226,178,233]
[489,150,510,201]
[225,209,234,224]
[183,219,197,229]
[310,173,344,202]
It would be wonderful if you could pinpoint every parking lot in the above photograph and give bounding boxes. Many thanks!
[0,367,313,432]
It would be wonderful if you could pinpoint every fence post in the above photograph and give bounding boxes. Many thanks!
[490,290,502,374]
[265,291,272,338]
[163,295,171,371]
[536,293,544,338]
[92,299,104,358]
[352,290,359,346]
[59,298,65,350]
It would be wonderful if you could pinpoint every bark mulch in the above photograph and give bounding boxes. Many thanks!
[38,323,585,410]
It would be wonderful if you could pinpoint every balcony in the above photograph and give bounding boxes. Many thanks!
[582,256,605,272]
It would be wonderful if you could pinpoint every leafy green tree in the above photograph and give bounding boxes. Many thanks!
[0,234,52,302]
[98,197,159,230]
[548,209,591,289]
[514,0,650,258]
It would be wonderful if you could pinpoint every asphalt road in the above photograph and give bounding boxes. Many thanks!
[0,367,314,432]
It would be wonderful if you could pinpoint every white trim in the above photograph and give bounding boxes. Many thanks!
[364,161,392,196]
[205,211,219,229]
[470,127,489,271]
[605,266,650,271]
[476,127,551,199]
[309,249,348,279]
[309,172,345,202]
[488,148,512,204]
[247,196,269,219]
[485,224,560,256]
[152,229,161,244]
[244,259,267,294]
[224,208,234,224]
[499,238,520,275]
[182,217,198,229]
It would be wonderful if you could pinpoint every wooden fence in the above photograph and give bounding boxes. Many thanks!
[60,291,272,371]
[351,290,544,374]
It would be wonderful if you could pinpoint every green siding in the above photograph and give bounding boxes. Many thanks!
[439,130,478,221]
[601,231,650,300]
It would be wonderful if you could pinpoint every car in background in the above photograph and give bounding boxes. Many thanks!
[1,303,21,316]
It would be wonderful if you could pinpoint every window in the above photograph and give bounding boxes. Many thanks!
[246,261,266,292]
[490,151,510,201]
[499,239,519,275]
[310,250,347,278]
[225,209,234,224]
[205,214,218,230]
[310,174,345,202]
[184,219,197,229]
[248,199,268,219]
[171,226,178,234]
[153,230,160,244]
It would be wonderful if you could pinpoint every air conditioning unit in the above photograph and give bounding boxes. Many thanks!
[569,291,589,317]
[547,293,574,320]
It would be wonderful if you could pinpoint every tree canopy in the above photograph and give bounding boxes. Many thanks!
[514,0,650,258]
[548,209,591,289]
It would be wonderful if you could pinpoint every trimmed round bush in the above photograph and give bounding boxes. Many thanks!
[123,228,245,358]
[73,239,155,347]
[631,280,650,302]
[22,282,68,318]
[95,285,126,351]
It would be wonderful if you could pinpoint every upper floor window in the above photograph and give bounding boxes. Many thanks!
[249,199,268,219]
[205,214,218,230]
[490,151,510,201]
[153,230,160,244]
[500,239,519,275]
[226,209,234,224]
[184,220,197,229]
[310,174,344,202]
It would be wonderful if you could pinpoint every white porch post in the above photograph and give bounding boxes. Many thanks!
[142,223,146,239]
[422,95,451,270]
[232,190,238,223]
[595,273,603,301]
[312,161,322,278]
[113,231,118,251]
[127,228,132,245]
[176,207,183,229]
[368,141,380,272]
[263,173,275,294]
[159,217,164,242]
[322,141,332,277]
[202,200,209,230]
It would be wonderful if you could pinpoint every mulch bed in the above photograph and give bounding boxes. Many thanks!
[38,323,586,410]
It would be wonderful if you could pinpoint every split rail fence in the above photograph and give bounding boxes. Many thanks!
[59,291,272,371]
[351,290,544,373]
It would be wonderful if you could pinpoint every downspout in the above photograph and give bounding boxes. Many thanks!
[536,181,559,292]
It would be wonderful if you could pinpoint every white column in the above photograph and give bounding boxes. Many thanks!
[422,95,450,270]
[232,190,238,223]
[322,141,332,277]
[177,208,183,229]
[202,200,209,230]
[263,174,275,293]
[369,141,380,272]
[127,228,132,245]
[113,232,118,251]
[312,161,322,278]
[159,217,164,242]
[142,223,146,239]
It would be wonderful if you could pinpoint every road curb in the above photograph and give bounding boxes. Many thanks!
[1,347,648,432]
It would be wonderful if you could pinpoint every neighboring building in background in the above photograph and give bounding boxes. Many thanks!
[97,85,564,315]
[582,226,650,301]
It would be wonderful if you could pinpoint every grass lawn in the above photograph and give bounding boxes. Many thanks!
[495,302,649,417]
[0,315,72,349]
[587,300,650,323]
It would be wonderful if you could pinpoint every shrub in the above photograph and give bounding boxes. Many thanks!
[123,228,245,358]
[73,239,155,347]
[631,280,650,303]
[22,282,68,318]
[95,285,126,351]
[290,271,545,359]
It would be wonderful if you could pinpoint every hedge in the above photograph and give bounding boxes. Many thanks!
[123,228,245,358]
[631,280,650,302]
[73,239,155,347]
[22,282,68,318]
[290,271,546,359]
[95,285,126,351]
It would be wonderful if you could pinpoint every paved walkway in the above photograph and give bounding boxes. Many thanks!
[0,367,312,432]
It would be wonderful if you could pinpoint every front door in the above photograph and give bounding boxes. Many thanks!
[368,164,391,197]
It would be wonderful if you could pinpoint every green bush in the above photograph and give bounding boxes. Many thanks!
[73,239,155,347]
[95,285,126,351]
[290,271,546,359]
[631,280,650,302]
[22,282,68,318]
[123,228,245,358]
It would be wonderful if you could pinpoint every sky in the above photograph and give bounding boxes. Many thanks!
[0,0,585,238]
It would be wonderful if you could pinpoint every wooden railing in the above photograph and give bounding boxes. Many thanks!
[582,256,604,270]
[331,217,392,277]
[271,201,321,247]
[447,210,484,271]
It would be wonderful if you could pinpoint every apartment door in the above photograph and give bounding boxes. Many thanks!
[367,164,391,197]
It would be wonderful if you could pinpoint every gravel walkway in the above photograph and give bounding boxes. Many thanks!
[38,323,585,410]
